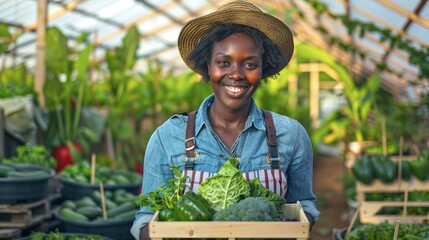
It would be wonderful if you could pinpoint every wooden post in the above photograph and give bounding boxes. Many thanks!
[309,63,320,128]
[35,0,48,107]
[288,57,298,107]
[0,109,4,158]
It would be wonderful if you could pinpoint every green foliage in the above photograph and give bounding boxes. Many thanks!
[138,166,189,211]
[298,43,381,145]
[1,144,56,169]
[43,27,100,155]
[198,158,250,212]
[213,197,281,221]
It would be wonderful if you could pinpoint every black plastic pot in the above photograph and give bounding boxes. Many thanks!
[59,175,140,201]
[0,164,54,204]
[17,232,113,240]
[55,210,134,240]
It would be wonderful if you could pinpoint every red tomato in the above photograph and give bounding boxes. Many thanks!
[134,161,144,175]
[53,142,82,172]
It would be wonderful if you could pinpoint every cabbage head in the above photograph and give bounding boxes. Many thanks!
[198,158,250,211]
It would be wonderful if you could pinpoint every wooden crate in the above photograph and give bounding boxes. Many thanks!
[0,194,60,228]
[149,202,309,240]
[356,177,429,224]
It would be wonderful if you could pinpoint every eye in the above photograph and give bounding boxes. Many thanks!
[216,59,230,67]
[244,62,258,69]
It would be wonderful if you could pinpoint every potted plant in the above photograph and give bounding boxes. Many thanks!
[42,27,101,172]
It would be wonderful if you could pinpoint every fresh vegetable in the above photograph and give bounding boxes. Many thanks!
[347,221,429,240]
[59,161,141,185]
[395,160,411,181]
[59,208,88,222]
[198,158,250,211]
[0,165,15,178]
[213,197,281,221]
[138,166,188,211]
[351,156,374,184]
[173,191,213,221]
[409,155,429,181]
[53,142,83,172]
[58,189,139,222]
[159,208,175,221]
[7,170,51,179]
[370,155,397,183]
[29,229,104,240]
[2,144,57,169]
[249,178,286,209]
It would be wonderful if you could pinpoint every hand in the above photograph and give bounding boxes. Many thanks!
[139,225,149,240]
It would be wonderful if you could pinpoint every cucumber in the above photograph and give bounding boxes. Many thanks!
[62,200,77,210]
[59,208,88,222]
[75,196,97,208]
[76,206,102,220]
[7,170,50,179]
[107,202,136,218]
[0,165,14,178]
[91,191,117,210]
[112,209,136,220]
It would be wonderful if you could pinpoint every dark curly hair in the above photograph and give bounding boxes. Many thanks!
[187,24,286,82]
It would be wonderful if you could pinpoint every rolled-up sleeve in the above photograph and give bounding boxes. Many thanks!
[286,122,320,222]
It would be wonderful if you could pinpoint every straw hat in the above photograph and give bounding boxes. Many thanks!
[178,0,294,77]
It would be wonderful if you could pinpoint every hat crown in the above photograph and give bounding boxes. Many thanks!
[217,1,262,13]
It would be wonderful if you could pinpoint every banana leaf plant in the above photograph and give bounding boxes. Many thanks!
[297,43,381,149]
[43,27,99,171]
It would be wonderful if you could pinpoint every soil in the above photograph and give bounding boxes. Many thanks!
[310,154,351,240]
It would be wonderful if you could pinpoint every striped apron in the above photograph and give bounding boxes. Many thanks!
[182,110,287,197]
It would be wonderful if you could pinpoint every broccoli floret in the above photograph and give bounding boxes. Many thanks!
[213,197,281,221]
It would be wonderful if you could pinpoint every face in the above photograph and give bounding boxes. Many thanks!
[208,32,262,112]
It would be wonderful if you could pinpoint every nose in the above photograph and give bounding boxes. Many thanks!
[227,64,244,80]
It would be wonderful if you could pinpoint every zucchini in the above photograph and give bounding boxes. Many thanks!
[59,208,88,222]
[112,209,136,220]
[107,201,136,218]
[76,206,102,220]
[62,200,77,210]
[7,170,50,179]
[0,165,14,178]
[75,196,97,208]
[91,191,117,210]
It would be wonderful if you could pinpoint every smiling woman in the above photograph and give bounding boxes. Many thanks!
[131,1,319,239]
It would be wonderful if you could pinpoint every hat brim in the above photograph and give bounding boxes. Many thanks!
[178,8,294,77]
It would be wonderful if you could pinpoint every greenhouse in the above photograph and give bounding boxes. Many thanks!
[0,0,428,239]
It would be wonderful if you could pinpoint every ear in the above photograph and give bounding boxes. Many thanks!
[207,63,210,76]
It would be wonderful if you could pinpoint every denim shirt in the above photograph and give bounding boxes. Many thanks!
[131,94,320,239]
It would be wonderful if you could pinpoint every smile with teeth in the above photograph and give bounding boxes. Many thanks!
[224,85,246,93]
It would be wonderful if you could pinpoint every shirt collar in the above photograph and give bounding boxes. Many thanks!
[194,94,266,136]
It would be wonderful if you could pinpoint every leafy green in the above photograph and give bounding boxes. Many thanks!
[213,197,281,221]
[138,166,189,211]
[249,178,286,208]
[198,158,250,211]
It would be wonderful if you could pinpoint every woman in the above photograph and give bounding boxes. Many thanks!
[131,1,319,239]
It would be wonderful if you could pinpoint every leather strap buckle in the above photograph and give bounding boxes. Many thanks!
[185,137,195,151]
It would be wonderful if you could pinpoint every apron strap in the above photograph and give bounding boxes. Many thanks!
[262,110,280,169]
[185,110,197,169]
[184,110,280,170]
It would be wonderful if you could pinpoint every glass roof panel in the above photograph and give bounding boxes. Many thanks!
[421,3,429,21]
[351,0,408,28]
[390,0,420,12]
[407,22,429,47]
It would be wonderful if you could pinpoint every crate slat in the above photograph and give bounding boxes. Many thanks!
[356,177,429,224]
[0,194,60,228]
[149,202,310,240]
